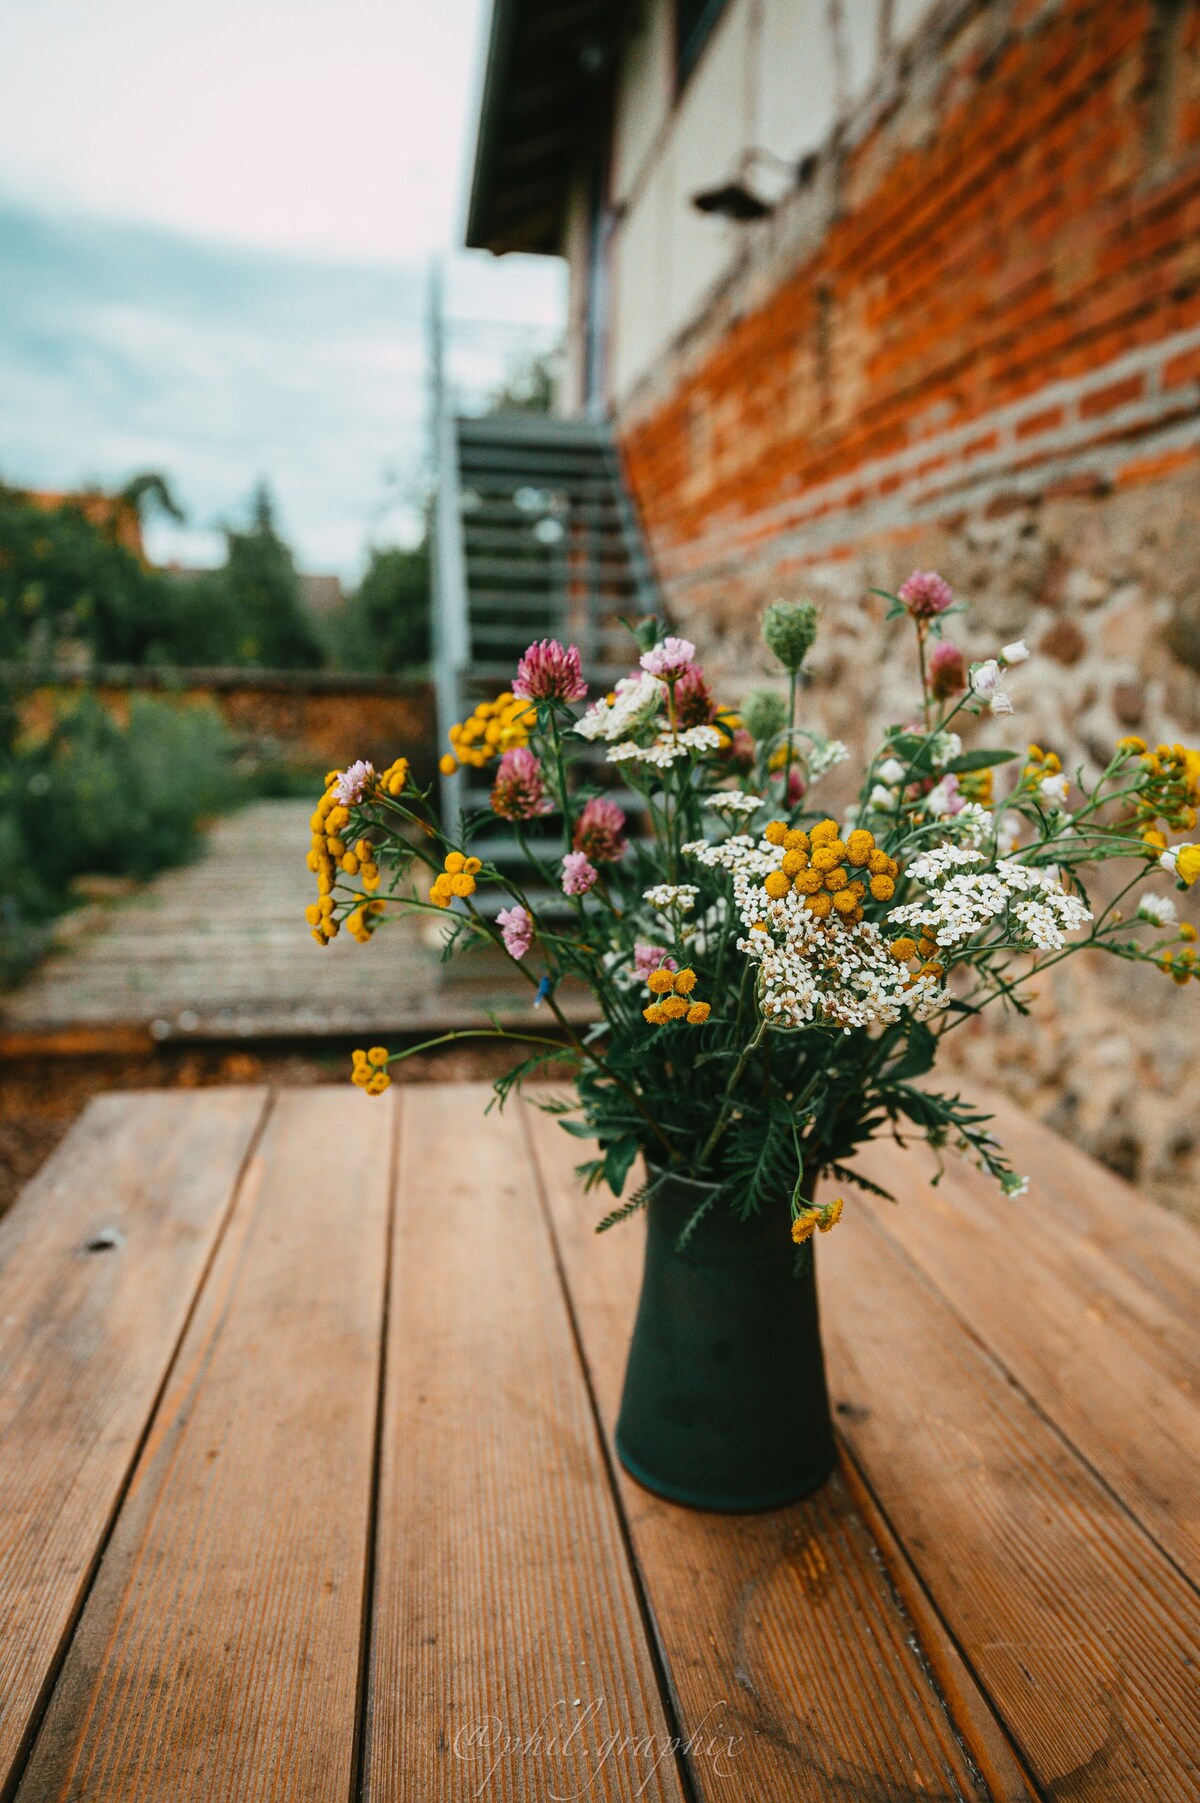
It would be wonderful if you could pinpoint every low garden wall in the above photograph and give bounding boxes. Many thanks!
[4,664,438,789]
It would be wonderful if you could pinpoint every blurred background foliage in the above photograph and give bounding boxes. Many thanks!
[0,467,433,980]
[0,474,430,676]
[0,691,236,983]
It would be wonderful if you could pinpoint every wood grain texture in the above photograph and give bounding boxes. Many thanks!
[962,1088,1200,1325]
[362,1085,686,1803]
[851,1130,1200,1587]
[15,1086,394,1803]
[821,1201,1200,1801]
[523,1100,1032,1803]
[0,1087,267,1799]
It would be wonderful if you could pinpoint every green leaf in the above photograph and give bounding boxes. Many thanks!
[603,1135,641,1197]
[723,1110,796,1218]
[595,1166,672,1233]
[558,1117,606,1139]
[888,1022,936,1081]
[945,749,1019,774]
[675,1184,724,1251]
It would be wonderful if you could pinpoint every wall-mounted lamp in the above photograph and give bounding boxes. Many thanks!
[691,148,797,222]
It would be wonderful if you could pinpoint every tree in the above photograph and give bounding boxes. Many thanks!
[204,483,323,669]
[0,481,174,664]
[486,349,558,415]
[119,471,185,528]
[333,539,430,674]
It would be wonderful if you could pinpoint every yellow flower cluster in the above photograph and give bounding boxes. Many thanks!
[343,898,387,944]
[791,1196,844,1243]
[760,819,899,920]
[351,1046,391,1094]
[305,773,383,945]
[959,766,994,808]
[887,932,945,983]
[643,965,711,1025]
[440,692,537,774]
[378,755,409,797]
[430,850,482,907]
[1024,743,1061,780]
[1117,737,1200,848]
[1160,947,1198,985]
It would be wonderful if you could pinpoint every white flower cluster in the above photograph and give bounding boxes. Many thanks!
[1138,892,1178,927]
[704,789,764,822]
[731,875,946,1032]
[682,834,779,878]
[608,724,724,768]
[929,731,963,767]
[574,672,664,742]
[803,738,850,783]
[888,846,1092,952]
[939,801,995,847]
[643,882,700,914]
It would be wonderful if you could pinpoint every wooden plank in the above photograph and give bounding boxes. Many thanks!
[0,1087,267,1799]
[960,1088,1200,1323]
[523,1101,1033,1803]
[820,1201,1200,1801]
[850,1132,1200,1587]
[16,1087,394,1803]
[363,1085,686,1803]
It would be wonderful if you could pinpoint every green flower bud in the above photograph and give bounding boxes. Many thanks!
[742,687,789,744]
[762,599,819,674]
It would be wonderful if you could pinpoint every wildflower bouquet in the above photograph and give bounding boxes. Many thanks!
[307,580,1198,1508]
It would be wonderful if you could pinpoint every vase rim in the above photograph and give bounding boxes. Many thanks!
[644,1160,723,1196]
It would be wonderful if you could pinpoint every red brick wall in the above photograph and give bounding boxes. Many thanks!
[615,0,1200,1211]
[620,0,1200,596]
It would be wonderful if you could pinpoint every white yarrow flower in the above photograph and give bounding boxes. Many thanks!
[888,845,1092,951]
[574,671,664,741]
[878,757,906,786]
[869,783,898,810]
[1039,772,1070,808]
[608,724,722,767]
[643,883,700,914]
[1138,893,1178,926]
[704,790,763,821]
[929,731,963,766]
[805,738,850,782]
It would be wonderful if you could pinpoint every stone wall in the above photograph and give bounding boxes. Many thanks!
[615,0,1200,1211]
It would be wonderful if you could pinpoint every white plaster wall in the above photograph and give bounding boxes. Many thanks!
[602,0,942,405]
[562,165,593,415]
[611,0,673,206]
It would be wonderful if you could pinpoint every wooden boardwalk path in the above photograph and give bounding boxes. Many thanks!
[0,802,534,1047]
[1,1081,1197,1801]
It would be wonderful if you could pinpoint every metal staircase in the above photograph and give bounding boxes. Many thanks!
[432,408,662,872]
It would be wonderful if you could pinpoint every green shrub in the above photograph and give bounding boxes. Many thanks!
[0,691,236,983]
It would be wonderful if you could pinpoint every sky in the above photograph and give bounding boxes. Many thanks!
[0,0,565,576]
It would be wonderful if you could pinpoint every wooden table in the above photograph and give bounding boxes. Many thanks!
[2,1083,1198,1802]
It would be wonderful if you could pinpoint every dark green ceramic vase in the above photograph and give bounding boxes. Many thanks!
[614,1168,836,1512]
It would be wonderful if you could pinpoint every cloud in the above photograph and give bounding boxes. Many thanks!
[0,205,563,576]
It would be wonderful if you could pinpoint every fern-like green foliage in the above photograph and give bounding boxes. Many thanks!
[722,1109,797,1218]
